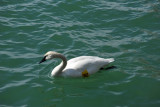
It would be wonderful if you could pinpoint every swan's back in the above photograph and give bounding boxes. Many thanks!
[62,56,114,77]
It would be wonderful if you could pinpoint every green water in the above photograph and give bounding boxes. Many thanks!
[0,0,160,107]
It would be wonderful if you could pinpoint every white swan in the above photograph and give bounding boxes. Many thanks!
[39,51,114,77]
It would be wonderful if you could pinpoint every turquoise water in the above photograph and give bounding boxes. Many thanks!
[0,0,160,106]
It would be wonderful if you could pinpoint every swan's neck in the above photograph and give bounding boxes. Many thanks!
[57,54,67,72]
[52,53,67,76]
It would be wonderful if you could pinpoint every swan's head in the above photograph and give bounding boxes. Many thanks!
[39,51,60,64]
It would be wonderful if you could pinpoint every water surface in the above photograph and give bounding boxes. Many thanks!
[0,0,160,107]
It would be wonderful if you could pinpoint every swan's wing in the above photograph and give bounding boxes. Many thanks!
[66,56,93,63]
[64,56,114,75]
[67,56,114,65]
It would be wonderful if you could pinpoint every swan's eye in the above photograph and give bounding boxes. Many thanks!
[45,55,51,60]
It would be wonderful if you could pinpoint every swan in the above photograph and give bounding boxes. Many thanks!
[39,51,114,77]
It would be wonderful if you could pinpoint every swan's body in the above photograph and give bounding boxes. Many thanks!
[39,51,114,77]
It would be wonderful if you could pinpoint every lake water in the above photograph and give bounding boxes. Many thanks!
[0,0,160,107]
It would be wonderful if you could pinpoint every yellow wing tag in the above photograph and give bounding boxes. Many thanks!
[82,69,89,77]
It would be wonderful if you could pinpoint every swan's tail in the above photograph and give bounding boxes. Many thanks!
[100,58,115,70]
[106,58,114,63]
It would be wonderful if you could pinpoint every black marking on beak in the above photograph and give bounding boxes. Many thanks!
[39,56,47,64]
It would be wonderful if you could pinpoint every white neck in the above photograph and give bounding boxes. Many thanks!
[51,53,67,76]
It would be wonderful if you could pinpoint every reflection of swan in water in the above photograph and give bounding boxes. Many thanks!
[39,51,114,77]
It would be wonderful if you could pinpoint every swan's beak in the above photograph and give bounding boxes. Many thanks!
[39,56,46,64]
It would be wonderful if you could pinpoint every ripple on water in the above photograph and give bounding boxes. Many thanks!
[0,0,160,106]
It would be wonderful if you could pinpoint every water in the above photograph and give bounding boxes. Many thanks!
[0,0,160,106]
